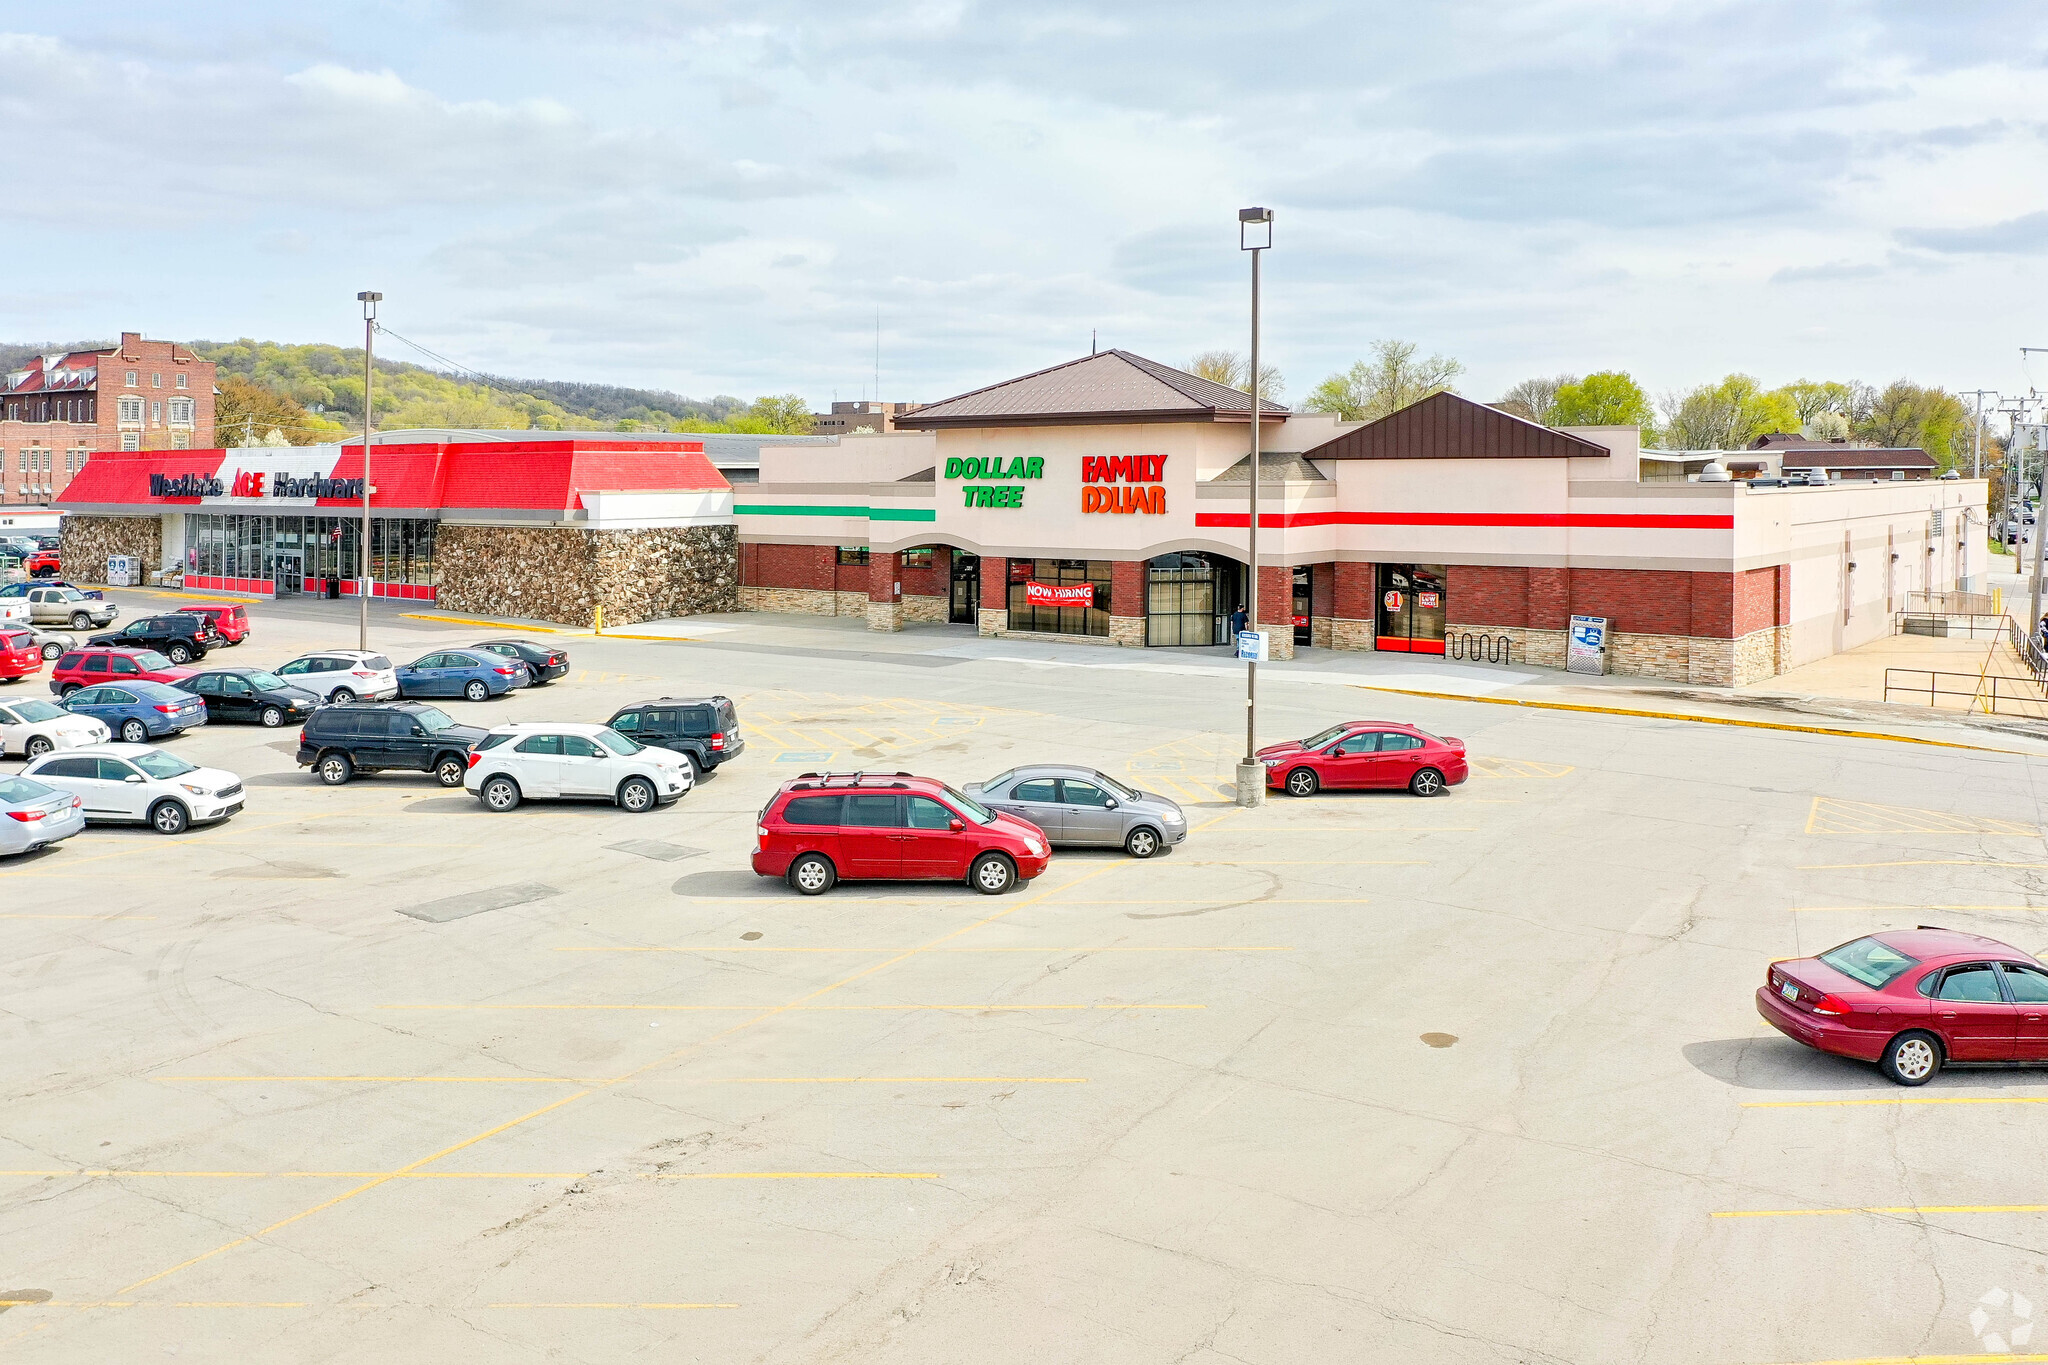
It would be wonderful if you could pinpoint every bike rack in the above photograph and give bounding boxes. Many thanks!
[1447,632,1513,665]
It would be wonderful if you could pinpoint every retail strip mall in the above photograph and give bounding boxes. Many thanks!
[736,349,1985,685]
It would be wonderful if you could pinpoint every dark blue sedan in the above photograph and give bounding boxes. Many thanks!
[62,679,209,744]
[395,650,527,702]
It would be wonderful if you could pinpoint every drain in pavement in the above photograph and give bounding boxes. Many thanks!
[606,840,708,863]
[399,882,561,923]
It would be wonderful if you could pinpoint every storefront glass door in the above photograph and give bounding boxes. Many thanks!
[1146,552,1240,646]
[275,552,303,597]
[1376,564,1447,654]
[949,554,980,624]
[1292,566,1312,646]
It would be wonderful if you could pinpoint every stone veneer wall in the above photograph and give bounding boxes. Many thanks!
[978,607,1008,636]
[901,593,949,624]
[738,586,868,617]
[1443,622,1786,686]
[439,524,736,627]
[60,515,163,586]
[1329,617,1376,651]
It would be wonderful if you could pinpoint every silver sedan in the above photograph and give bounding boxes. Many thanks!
[0,773,87,857]
[965,765,1187,858]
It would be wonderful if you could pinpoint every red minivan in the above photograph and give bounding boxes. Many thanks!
[177,603,250,645]
[0,628,42,683]
[753,772,1052,895]
[49,647,198,696]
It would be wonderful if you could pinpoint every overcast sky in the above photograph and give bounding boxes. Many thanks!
[4,2,2046,409]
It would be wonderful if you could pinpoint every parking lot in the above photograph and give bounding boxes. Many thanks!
[7,593,2048,1363]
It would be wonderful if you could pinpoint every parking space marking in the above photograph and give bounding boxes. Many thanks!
[103,858,1129,1298]
[1805,797,2039,836]
[0,1301,305,1309]
[1467,756,1575,778]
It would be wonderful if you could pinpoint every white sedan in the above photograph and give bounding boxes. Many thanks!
[0,696,109,758]
[21,744,245,835]
[465,722,694,813]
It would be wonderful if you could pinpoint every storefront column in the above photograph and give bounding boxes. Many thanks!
[1330,560,1376,651]
[1256,563,1295,661]
[867,551,904,632]
[1109,560,1145,648]
[1309,562,1335,649]
[978,557,1009,636]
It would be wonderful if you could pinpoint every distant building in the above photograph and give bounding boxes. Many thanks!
[810,401,920,436]
[0,333,216,505]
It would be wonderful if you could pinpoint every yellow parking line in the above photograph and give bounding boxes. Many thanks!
[0,1301,304,1309]
[400,613,570,633]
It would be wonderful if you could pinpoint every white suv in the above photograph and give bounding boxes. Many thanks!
[465,722,694,813]
[273,650,400,703]
[21,743,244,834]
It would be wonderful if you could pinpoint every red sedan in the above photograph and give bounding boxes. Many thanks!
[1258,721,1468,798]
[1758,928,2048,1085]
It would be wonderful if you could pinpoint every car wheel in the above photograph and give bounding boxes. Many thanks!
[618,776,657,812]
[149,800,189,835]
[59,683,81,697]
[1881,1030,1942,1086]
[330,686,356,704]
[434,754,467,788]
[120,719,148,744]
[788,853,835,895]
[1285,767,1318,798]
[464,680,490,702]
[1124,826,1161,859]
[317,752,353,785]
[41,642,62,660]
[969,852,1016,895]
[679,752,702,786]
[165,643,192,664]
[259,705,285,728]
[69,612,89,629]
[481,776,521,811]
[24,735,52,758]
[1408,767,1445,797]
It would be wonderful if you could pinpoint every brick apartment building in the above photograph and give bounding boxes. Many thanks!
[809,400,920,435]
[0,333,216,506]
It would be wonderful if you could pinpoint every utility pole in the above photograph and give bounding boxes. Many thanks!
[357,292,381,651]
[1235,207,1272,808]
[1960,389,1997,478]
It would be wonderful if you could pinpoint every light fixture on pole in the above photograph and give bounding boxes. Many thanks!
[357,291,381,652]
[1234,206,1272,809]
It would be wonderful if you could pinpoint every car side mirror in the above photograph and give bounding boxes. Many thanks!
[949,819,964,832]
[124,774,144,784]
[411,726,427,736]
[1332,748,1348,758]
[1104,798,1118,809]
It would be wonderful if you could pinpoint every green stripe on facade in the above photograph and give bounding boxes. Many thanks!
[732,503,935,522]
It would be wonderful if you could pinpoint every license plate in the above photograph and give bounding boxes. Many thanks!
[1780,980,1799,1001]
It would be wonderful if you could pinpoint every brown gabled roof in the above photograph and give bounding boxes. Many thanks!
[1750,431,1842,449]
[1777,446,1936,470]
[1301,390,1609,460]
[893,349,1289,429]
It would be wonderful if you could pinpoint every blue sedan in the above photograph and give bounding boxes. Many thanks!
[395,650,527,702]
[62,680,209,744]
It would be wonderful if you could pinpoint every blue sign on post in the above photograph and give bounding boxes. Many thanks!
[1236,630,1269,662]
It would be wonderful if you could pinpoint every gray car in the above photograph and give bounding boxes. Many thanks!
[0,583,117,630]
[965,765,1187,858]
[0,773,87,857]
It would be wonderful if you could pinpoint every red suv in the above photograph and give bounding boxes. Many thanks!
[1760,928,2048,1085]
[177,603,250,645]
[49,647,198,696]
[24,550,59,578]
[753,772,1052,895]
[1258,720,1468,798]
[0,628,41,683]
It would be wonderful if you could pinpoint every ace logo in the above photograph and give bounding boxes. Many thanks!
[229,471,267,498]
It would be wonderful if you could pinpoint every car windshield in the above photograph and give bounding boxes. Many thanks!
[940,784,996,825]
[10,700,65,722]
[1819,936,1922,988]
[58,588,86,601]
[244,672,289,690]
[415,707,459,733]
[1301,724,1350,750]
[128,751,198,779]
[132,651,172,670]
[0,776,56,804]
[365,655,393,670]
[596,729,642,755]
[1094,772,1140,800]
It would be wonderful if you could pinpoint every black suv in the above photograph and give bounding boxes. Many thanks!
[605,695,743,779]
[296,701,488,787]
[87,613,218,664]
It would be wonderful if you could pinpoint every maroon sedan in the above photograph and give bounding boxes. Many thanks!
[1758,928,2048,1085]
[1258,720,1468,798]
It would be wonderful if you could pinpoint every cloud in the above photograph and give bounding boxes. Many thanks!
[1896,211,2048,255]
[1770,260,1886,285]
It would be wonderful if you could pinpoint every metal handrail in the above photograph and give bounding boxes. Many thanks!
[1896,611,2010,639]
[1884,667,2048,717]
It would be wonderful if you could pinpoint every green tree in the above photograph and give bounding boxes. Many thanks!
[1655,375,1798,449]
[1185,349,1286,400]
[213,373,348,446]
[1550,372,1656,431]
[1495,374,1577,425]
[1305,340,1463,422]
[1858,380,1969,468]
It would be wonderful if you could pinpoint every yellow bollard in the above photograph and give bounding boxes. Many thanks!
[593,604,603,635]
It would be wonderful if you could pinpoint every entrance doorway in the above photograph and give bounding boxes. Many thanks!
[1146,552,1240,646]
[275,552,303,597]
[949,554,980,624]
[1376,563,1446,653]
[1292,565,1312,646]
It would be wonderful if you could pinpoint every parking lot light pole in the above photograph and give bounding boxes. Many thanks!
[357,291,381,652]
[1235,206,1272,808]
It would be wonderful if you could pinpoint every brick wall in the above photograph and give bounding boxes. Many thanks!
[982,559,1010,609]
[1448,565,1529,627]
[743,542,837,590]
[1110,559,1146,617]
[900,546,948,597]
[1333,561,1376,620]
[440,523,736,626]
[1310,563,1335,619]
[59,514,164,585]
[868,551,903,604]
[1446,566,1769,640]
[1733,565,1786,635]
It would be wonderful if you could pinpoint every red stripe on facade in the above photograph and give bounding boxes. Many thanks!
[1193,511,1736,530]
